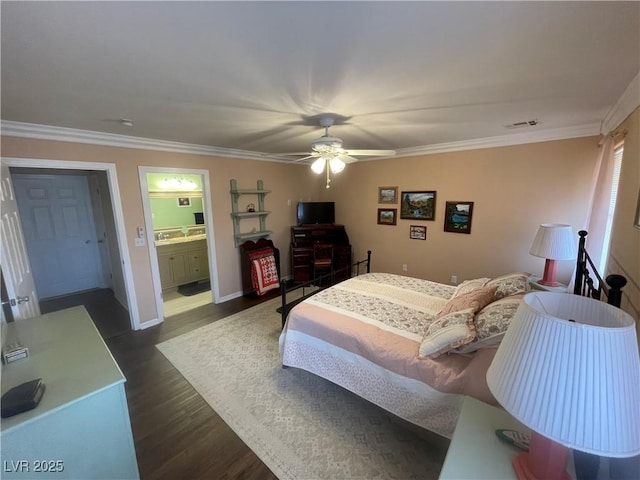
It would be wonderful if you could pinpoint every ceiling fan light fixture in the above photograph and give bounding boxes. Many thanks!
[329,157,345,173]
[311,157,326,174]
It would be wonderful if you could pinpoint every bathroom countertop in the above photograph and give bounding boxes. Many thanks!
[155,234,207,246]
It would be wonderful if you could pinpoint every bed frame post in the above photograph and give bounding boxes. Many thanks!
[605,274,626,308]
[366,250,371,273]
[574,230,588,296]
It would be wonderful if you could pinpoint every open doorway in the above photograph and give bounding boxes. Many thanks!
[1,157,139,329]
[139,167,219,321]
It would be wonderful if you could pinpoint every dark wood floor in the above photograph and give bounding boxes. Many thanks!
[40,288,281,480]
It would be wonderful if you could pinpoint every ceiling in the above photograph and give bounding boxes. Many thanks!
[2,2,639,161]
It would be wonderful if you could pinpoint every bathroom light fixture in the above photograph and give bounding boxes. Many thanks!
[158,177,197,191]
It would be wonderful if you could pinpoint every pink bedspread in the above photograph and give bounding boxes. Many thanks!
[281,273,498,404]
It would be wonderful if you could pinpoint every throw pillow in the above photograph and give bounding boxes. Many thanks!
[454,294,524,353]
[486,273,530,301]
[437,285,497,317]
[419,308,476,359]
[451,277,491,298]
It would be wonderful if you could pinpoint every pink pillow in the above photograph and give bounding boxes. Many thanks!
[437,285,497,317]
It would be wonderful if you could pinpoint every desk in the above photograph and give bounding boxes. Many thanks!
[1,306,139,479]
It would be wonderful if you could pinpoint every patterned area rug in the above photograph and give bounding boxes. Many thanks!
[156,296,448,479]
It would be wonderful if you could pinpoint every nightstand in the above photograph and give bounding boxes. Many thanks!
[529,275,569,293]
[439,396,531,479]
[439,397,585,479]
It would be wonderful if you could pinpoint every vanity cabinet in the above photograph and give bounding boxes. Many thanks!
[157,239,209,289]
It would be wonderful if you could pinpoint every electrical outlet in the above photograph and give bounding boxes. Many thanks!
[402,264,408,272]
[134,238,145,247]
[451,275,458,285]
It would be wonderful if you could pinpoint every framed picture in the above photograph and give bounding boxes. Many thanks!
[634,189,640,230]
[377,208,397,225]
[410,225,426,240]
[444,201,474,234]
[400,191,436,220]
[177,197,191,207]
[378,186,398,204]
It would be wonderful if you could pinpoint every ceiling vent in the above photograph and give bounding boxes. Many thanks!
[505,119,540,129]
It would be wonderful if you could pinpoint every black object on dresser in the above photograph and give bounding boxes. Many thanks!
[290,225,351,284]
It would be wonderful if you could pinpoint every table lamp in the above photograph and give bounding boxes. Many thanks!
[487,292,640,480]
[529,224,576,287]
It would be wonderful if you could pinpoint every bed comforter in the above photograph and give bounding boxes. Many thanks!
[279,273,499,438]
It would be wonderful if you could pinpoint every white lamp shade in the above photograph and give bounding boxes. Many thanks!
[310,157,326,174]
[487,292,640,457]
[529,223,577,260]
[329,157,346,173]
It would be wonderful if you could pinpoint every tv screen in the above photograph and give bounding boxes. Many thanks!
[297,202,335,225]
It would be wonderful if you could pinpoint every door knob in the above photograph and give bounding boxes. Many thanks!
[16,296,29,304]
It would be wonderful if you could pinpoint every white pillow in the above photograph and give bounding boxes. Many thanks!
[419,308,476,359]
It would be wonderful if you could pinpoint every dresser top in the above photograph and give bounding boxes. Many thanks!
[1,306,125,432]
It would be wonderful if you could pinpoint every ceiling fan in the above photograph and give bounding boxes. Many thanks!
[281,115,396,188]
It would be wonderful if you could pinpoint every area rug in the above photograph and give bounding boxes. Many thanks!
[156,296,447,479]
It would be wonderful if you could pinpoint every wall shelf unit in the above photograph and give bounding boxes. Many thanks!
[230,179,272,246]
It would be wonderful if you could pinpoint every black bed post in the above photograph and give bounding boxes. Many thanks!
[605,274,627,308]
[281,282,287,328]
[366,250,372,273]
[574,230,588,296]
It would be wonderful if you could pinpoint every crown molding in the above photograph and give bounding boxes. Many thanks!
[601,71,640,134]
[1,119,600,162]
[393,123,601,158]
[0,121,282,162]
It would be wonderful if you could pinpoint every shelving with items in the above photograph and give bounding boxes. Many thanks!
[229,179,272,246]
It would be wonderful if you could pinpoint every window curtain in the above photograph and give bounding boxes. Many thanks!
[583,132,623,274]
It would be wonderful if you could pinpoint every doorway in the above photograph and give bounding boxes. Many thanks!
[12,172,106,299]
[1,158,139,329]
[139,167,220,321]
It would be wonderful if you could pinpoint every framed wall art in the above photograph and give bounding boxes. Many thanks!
[377,208,397,225]
[400,191,436,220]
[444,201,474,234]
[378,186,398,204]
[177,197,191,207]
[410,225,426,240]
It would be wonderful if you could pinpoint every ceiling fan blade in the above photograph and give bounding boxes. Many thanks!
[337,155,359,164]
[292,154,318,163]
[345,149,396,156]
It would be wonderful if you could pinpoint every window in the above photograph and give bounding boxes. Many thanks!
[599,144,623,273]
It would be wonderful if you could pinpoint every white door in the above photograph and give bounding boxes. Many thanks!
[12,173,104,299]
[0,163,40,320]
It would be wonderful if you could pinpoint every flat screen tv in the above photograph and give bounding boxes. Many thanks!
[297,202,335,225]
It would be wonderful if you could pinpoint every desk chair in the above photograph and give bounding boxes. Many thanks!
[313,244,334,286]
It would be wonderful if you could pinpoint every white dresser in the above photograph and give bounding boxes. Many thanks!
[1,306,139,479]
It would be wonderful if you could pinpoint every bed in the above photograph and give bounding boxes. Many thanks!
[278,231,627,439]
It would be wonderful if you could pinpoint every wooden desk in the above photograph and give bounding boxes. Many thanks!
[1,306,139,479]
[290,224,351,283]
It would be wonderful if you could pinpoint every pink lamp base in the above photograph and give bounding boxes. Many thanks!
[512,432,570,480]
[538,259,561,287]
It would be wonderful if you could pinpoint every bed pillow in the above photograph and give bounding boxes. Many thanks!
[436,285,497,317]
[419,308,476,359]
[486,273,530,301]
[451,277,491,298]
[454,294,524,354]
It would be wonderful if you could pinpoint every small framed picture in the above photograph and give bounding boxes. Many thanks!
[177,197,191,207]
[377,208,397,225]
[378,186,398,204]
[400,191,436,220]
[444,201,474,234]
[410,225,427,240]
